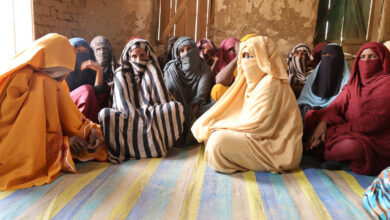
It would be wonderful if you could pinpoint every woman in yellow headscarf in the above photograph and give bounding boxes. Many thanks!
[210,34,257,102]
[192,36,303,173]
[0,33,107,190]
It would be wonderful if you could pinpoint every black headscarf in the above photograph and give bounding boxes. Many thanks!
[311,44,344,98]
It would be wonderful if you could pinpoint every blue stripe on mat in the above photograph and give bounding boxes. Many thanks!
[58,161,136,220]
[346,171,375,189]
[254,172,300,220]
[315,169,367,219]
[303,168,365,219]
[197,164,233,220]
[52,164,120,220]
[269,173,300,220]
[0,176,64,219]
[126,150,188,220]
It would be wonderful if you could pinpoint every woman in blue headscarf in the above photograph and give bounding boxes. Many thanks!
[298,44,350,123]
[164,36,212,145]
[66,37,107,123]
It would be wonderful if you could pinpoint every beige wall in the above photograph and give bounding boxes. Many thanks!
[209,0,319,57]
[33,0,390,59]
[33,0,158,59]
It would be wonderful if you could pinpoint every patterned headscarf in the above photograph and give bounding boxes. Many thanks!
[287,43,313,83]
[90,36,117,82]
[119,39,156,76]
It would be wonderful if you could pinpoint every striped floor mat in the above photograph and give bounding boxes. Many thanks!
[0,145,375,220]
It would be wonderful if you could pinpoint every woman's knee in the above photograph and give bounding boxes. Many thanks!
[325,138,364,161]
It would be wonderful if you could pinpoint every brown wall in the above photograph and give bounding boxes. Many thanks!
[209,0,319,57]
[33,0,390,59]
[33,0,158,59]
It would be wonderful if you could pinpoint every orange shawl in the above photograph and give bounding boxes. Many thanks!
[0,33,107,190]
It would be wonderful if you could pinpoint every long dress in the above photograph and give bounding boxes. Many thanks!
[99,39,184,163]
[164,36,212,145]
[192,36,303,173]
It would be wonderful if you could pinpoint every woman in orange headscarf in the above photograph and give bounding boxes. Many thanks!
[192,36,302,173]
[0,33,107,190]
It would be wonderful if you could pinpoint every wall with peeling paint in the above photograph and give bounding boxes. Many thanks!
[34,0,158,58]
[209,0,319,57]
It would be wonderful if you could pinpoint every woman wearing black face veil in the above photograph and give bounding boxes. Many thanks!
[66,37,106,123]
[297,44,350,124]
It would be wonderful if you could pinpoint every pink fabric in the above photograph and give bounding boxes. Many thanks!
[217,38,239,72]
[304,42,390,175]
[70,85,99,123]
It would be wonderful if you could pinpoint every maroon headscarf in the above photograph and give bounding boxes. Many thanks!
[196,38,217,60]
[217,38,239,72]
[309,42,327,68]
[348,42,390,95]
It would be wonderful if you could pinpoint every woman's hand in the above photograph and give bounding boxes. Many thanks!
[81,60,102,72]
[81,60,104,86]
[86,127,104,153]
[306,120,327,150]
[69,136,88,155]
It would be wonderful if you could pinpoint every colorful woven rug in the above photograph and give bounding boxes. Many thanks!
[0,145,375,220]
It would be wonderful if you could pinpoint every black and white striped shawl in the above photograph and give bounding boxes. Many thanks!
[98,39,184,163]
[287,43,313,84]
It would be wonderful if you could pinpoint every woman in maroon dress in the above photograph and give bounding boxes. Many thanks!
[305,42,390,175]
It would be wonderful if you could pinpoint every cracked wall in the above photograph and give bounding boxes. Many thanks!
[33,0,157,58]
[209,0,319,57]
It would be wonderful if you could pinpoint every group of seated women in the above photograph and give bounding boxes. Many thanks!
[1,31,390,191]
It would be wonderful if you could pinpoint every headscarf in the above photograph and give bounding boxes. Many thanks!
[287,43,313,83]
[347,42,390,96]
[241,34,258,42]
[0,33,75,97]
[90,36,117,82]
[0,34,75,81]
[311,44,345,98]
[158,36,178,70]
[120,39,155,74]
[165,36,210,92]
[197,38,218,60]
[66,37,97,91]
[309,42,327,68]
[217,38,239,72]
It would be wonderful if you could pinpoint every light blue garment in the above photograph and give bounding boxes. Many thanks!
[363,167,390,220]
[297,60,350,108]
